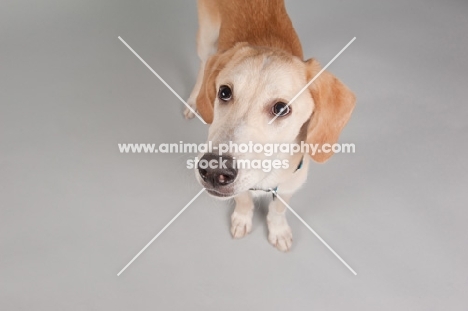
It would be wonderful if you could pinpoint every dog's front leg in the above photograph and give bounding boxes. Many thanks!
[230,191,254,239]
[267,193,293,252]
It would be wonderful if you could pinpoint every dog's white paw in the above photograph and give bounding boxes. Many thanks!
[184,106,195,119]
[267,218,293,252]
[231,210,253,239]
[183,97,197,119]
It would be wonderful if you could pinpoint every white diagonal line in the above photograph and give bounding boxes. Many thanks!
[117,188,205,276]
[270,189,357,275]
[118,36,207,125]
[269,37,356,124]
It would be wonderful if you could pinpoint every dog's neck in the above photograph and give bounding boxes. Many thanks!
[217,0,303,58]
[249,155,304,199]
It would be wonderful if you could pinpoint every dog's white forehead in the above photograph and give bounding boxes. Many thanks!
[217,53,307,103]
[209,52,313,145]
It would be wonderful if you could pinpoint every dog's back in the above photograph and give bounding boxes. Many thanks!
[199,0,303,57]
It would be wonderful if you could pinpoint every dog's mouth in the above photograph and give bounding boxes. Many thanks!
[205,188,235,199]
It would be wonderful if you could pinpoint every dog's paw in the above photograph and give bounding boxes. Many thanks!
[183,98,197,119]
[230,210,253,239]
[183,106,195,119]
[267,219,293,252]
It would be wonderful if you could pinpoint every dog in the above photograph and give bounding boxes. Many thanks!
[184,0,355,251]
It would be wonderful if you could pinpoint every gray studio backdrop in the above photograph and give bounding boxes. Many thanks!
[1,0,467,310]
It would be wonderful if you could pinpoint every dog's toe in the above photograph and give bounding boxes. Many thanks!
[230,211,253,239]
[183,97,197,119]
[268,221,293,252]
[183,106,196,119]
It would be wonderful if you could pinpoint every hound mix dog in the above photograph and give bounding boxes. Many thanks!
[185,0,355,251]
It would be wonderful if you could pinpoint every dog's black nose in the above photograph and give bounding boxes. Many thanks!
[198,153,237,187]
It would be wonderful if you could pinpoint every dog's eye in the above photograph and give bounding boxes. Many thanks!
[272,102,291,117]
[218,85,232,102]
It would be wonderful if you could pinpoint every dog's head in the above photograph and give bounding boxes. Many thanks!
[195,43,355,198]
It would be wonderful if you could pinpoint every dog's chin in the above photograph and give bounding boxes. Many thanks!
[205,188,236,200]
[196,176,238,199]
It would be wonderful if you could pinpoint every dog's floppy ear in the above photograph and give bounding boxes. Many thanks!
[196,43,249,124]
[305,59,356,163]
[196,55,220,124]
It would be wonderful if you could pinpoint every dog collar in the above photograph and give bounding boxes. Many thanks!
[249,156,304,199]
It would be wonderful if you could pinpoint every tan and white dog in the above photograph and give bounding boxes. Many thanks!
[185,0,355,251]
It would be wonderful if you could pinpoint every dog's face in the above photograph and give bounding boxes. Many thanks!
[196,44,355,198]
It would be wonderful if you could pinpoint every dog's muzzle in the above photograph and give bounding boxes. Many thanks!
[197,153,237,188]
